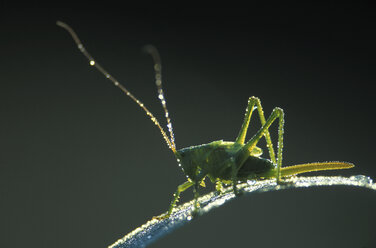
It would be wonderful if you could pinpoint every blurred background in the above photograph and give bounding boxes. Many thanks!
[0,4,375,248]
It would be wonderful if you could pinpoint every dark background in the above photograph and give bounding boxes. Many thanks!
[1,4,375,248]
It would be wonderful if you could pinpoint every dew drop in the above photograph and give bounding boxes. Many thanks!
[114,81,119,86]
[89,60,95,66]
[154,64,161,71]
[350,175,373,185]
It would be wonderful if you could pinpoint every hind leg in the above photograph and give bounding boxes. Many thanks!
[235,96,277,164]
[239,107,285,183]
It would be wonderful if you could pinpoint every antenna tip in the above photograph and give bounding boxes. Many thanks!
[142,44,155,52]
[142,44,160,57]
[56,21,70,30]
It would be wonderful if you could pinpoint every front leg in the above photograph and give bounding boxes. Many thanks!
[191,171,207,216]
[192,183,200,216]
[153,180,194,220]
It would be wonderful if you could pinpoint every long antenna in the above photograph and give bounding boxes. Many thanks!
[57,21,176,153]
[143,45,176,151]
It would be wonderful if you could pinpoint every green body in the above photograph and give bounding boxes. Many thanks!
[146,96,289,219]
[177,140,276,184]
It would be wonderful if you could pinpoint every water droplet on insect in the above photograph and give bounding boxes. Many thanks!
[89,60,95,66]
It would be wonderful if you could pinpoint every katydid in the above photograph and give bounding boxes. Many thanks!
[57,21,354,220]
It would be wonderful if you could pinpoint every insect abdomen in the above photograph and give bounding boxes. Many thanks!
[237,156,276,180]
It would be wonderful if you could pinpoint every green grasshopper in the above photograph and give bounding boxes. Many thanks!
[57,21,354,220]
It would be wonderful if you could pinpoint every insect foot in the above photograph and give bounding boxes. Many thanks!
[215,180,225,194]
[234,188,245,196]
[152,213,170,221]
[232,183,245,196]
[276,177,296,186]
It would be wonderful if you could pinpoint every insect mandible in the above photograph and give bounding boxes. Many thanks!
[57,21,354,220]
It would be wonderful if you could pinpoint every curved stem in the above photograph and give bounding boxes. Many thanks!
[109,175,375,248]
